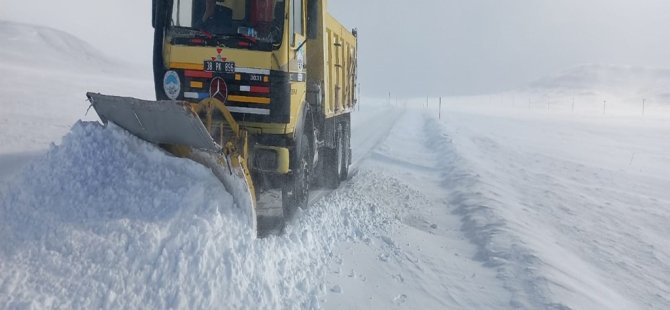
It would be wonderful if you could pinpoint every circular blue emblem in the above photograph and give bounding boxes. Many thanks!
[163,71,181,100]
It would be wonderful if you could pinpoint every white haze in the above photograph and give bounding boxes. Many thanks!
[1,0,669,96]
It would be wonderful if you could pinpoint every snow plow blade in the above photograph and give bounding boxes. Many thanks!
[86,93,257,231]
[86,93,219,151]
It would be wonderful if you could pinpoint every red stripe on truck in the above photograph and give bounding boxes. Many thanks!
[185,70,213,78]
[250,86,270,94]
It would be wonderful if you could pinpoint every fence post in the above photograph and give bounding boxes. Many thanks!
[357,83,361,111]
[439,97,442,119]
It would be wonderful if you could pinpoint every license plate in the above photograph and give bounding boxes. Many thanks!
[204,61,235,74]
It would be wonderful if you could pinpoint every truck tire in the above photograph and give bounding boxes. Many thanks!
[321,124,343,189]
[281,126,312,219]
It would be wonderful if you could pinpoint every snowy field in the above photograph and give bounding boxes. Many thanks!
[0,21,154,180]
[2,21,670,309]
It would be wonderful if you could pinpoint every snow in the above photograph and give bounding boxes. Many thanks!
[0,20,114,72]
[423,104,670,309]
[0,21,154,184]
[0,120,397,309]
[2,20,670,309]
[527,64,670,102]
[324,111,510,309]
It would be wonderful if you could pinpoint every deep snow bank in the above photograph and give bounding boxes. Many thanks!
[421,117,551,309]
[0,122,393,309]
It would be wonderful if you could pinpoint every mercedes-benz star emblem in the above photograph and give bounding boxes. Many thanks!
[209,77,228,103]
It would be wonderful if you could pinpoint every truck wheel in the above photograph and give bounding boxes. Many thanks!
[321,124,343,189]
[339,121,350,181]
[282,129,311,219]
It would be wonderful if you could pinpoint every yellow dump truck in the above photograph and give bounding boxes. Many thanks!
[86,0,357,233]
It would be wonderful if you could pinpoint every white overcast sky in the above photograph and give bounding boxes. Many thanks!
[1,0,669,96]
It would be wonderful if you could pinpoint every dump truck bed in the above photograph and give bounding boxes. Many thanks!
[325,14,357,117]
[308,8,358,119]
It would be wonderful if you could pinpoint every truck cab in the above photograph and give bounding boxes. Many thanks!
[152,0,358,227]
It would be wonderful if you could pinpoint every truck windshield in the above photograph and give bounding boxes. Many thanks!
[171,0,285,46]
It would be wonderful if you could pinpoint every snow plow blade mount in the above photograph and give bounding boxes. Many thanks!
[86,92,257,232]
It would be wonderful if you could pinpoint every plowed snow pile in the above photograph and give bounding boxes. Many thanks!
[0,122,391,309]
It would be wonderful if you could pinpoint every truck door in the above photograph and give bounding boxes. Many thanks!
[287,0,307,127]
[289,0,307,80]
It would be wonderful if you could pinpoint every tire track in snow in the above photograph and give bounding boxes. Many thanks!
[323,109,510,309]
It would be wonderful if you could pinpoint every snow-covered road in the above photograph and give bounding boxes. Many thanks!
[324,107,510,309]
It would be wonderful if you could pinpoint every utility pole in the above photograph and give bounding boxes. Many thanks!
[643,98,646,116]
[603,100,607,115]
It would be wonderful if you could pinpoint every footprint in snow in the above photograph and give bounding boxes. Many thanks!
[393,294,407,304]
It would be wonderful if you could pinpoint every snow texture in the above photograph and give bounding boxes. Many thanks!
[0,121,395,309]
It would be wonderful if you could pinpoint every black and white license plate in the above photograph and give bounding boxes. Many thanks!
[204,61,235,73]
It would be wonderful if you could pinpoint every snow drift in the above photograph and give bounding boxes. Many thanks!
[0,121,393,309]
[423,106,670,309]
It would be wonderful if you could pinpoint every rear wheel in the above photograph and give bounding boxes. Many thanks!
[321,124,343,189]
